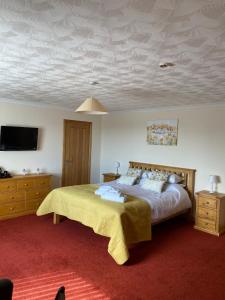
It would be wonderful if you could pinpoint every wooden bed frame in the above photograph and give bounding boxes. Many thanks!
[53,161,196,224]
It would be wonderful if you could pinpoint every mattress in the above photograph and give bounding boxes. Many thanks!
[103,181,192,223]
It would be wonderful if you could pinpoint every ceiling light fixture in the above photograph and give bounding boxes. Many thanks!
[75,97,108,115]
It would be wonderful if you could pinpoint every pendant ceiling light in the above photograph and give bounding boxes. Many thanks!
[75,97,108,115]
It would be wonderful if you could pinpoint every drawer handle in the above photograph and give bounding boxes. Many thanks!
[36,192,40,195]
[24,184,28,186]
[10,207,15,211]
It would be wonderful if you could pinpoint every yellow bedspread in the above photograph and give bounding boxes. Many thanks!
[36,184,151,265]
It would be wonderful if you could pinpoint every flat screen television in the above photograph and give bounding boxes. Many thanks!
[0,126,38,151]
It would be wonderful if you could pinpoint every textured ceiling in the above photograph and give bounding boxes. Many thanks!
[0,0,225,111]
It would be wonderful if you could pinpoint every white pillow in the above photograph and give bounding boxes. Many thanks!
[168,174,182,184]
[140,178,165,193]
[141,171,153,179]
[117,175,137,185]
[139,178,147,185]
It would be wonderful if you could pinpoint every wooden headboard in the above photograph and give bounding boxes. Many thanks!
[129,161,196,202]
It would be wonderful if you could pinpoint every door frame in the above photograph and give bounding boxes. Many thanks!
[61,119,92,186]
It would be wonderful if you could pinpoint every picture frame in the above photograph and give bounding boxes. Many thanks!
[147,119,178,146]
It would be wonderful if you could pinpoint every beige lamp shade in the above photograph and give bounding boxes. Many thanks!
[209,175,219,184]
[75,97,108,115]
[209,175,220,193]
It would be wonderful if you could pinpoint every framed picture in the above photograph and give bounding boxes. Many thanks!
[147,119,178,146]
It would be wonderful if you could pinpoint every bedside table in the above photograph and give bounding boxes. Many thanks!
[194,190,225,236]
[102,173,120,182]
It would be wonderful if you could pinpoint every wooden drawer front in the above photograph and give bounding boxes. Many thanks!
[104,176,114,182]
[35,177,51,188]
[198,197,217,209]
[104,177,111,182]
[26,199,42,211]
[197,217,216,232]
[26,189,49,201]
[17,179,34,190]
[0,202,25,216]
[0,192,24,205]
[198,207,217,221]
[0,181,17,192]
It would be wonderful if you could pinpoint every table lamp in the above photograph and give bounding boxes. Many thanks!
[115,161,120,175]
[209,175,219,193]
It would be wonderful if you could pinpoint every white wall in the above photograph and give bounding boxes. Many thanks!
[100,105,225,193]
[1,102,225,193]
[0,102,101,187]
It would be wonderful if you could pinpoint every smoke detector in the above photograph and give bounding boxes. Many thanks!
[90,81,99,85]
[159,62,175,68]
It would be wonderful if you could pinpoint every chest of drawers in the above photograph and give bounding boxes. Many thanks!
[102,173,121,182]
[194,190,225,236]
[0,174,52,220]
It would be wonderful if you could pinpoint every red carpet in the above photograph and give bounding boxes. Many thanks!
[0,214,225,300]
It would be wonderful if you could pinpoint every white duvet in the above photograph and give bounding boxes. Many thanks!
[102,181,191,223]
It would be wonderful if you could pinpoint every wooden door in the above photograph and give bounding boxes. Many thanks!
[62,120,92,186]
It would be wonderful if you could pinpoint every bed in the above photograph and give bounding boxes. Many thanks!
[37,162,196,265]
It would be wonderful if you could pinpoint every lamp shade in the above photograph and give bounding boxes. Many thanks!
[75,97,108,115]
[209,175,219,184]
[115,161,120,168]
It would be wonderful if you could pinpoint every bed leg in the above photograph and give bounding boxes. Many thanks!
[53,213,66,224]
[53,213,61,224]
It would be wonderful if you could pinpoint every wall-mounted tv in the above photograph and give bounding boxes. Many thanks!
[0,126,38,151]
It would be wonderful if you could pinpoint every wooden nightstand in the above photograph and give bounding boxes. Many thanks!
[102,173,120,182]
[194,190,225,236]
